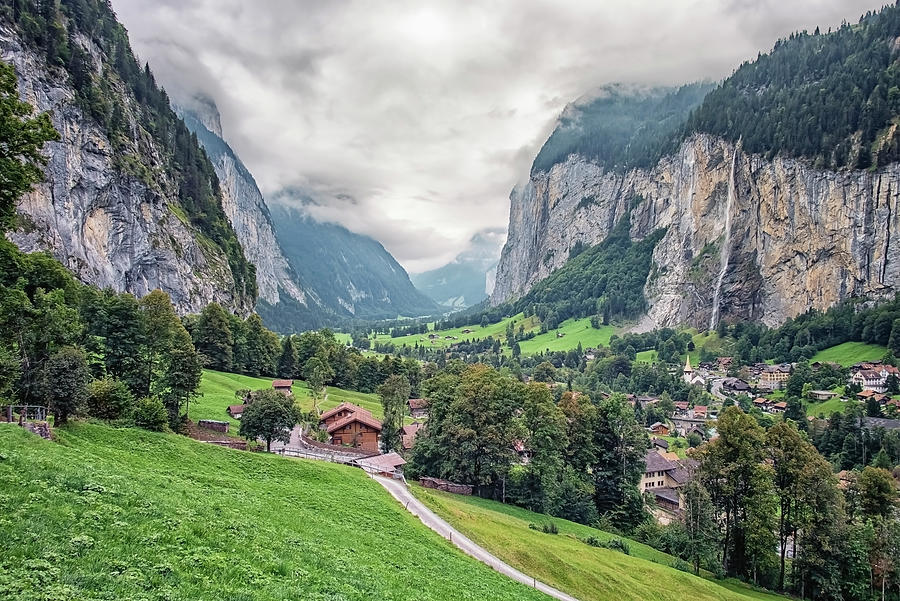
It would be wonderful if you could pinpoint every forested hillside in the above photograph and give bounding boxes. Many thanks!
[684,5,900,169]
[1,0,256,311]
[531,82,713,174]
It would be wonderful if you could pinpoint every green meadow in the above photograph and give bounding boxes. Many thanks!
[412,485,790,601]
[0,423,548,601]
[809,341,888,367]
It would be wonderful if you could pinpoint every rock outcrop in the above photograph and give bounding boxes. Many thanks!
[0,26,253,315]
[492,134,900,328]
[180,105,308,308]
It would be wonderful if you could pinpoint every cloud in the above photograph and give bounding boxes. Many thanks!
[111,0,884,272]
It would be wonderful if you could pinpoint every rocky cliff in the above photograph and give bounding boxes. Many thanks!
[0,23,253,315]
[180,103,307,308]
[492,134,900,328]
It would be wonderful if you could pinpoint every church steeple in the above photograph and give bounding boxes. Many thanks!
[683,355,693,373]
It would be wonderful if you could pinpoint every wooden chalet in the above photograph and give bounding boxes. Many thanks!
[408,398,429,419]
[272,379,294,396]
[319,403,382,452]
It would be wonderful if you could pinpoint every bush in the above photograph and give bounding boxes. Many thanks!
[583,535,602,547]
[133,397,168,432]
[604,538,630,554]
[86,378,134,420]
[671,558,692,573]
[542,522,559,535]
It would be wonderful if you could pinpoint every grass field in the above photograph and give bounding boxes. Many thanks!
[805,396,853,417]
[0,423,549,601]
[412,486,788,601]
[518,318,618,355]
[810,341,888,366]
[369,312,541,350]
[194,370,386,429]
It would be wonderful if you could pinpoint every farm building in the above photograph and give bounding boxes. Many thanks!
[354,452,407,477]
[272,379,294,395]
[648,422,670,436]
[227,404,246,419]
[408,398,429,418]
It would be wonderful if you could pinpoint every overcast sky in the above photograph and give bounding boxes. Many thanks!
[111,0,884,273]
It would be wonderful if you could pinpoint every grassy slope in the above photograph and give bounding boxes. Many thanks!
[0,423,548,601]
[518,319,617,355]
[805,396,852,417]
[370,312,541,350]
[194,370,386,429]
[809,341,888,367]
[412,486,788,601]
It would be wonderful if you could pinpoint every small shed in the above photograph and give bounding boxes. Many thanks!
[227,404,247,419]
[408,398,429,418]
[198,419,229,433]
[272,379,294,396]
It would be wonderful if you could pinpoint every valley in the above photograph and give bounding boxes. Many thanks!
[3,2,900,601]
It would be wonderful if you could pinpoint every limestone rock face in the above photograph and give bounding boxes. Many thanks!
[179,105,308,308]
[1,27,253,315]
[492,134,900,328]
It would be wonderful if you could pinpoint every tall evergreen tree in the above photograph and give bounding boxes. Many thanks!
[193,303,233,371]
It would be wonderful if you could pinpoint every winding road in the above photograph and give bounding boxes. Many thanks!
[373,476,581,601]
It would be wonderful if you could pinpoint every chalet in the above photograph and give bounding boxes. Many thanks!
[809,390,837,401]
[722,377,751,393]
[672,416,708,436]
[649,422,670,436]
[408,398,429,419]
[674,401,690,416]
[759,364,792,390]
[770,401,787,414]
[717,357,734,370]
[325,411,382,452]
[319,402,371,427]
[227,404,246,419]
[692,405,708,419]
[354,452,406,477]
[401,422,424,451]
[319,402,382,451]
[272,379,294,396]
[753,397,771,411]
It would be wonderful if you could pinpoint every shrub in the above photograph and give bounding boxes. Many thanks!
[541,522,559,535]
[583,536,602,547]
[133,397,168,432]
[86,378,134,420]
[671,558,692,573]
[604,538,630,554]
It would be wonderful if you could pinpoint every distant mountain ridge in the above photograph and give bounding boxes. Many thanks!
[266,204,438,330]
[180,102,438,332]
[412,229,505,309]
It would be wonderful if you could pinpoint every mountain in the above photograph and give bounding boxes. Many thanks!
[177,99,438,331]
[0,1,255,315]
[177,98,309,309]
[411,229,505,309]
[492,7,900,330]
[266,203,438,329]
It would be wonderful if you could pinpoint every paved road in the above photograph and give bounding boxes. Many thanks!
[373,476,581,601]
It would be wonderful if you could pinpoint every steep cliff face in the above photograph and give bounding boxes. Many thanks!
[0,26,252,315]
[493,134,900,328]
[180,105,307,308]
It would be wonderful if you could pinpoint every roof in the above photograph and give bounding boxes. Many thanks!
[354,452,406,472]
[272,379,293,388]
[401,422,423,437]
[862,417,900,430]
[228,404,246,414]
[651,438,669,449]
[653,487,681,505]
[644,449,675,473]
[772,402,787,409]
[693,405,708,413]
[408,398,429,410]
[326,411,383,433]
[319,402,371,422]
[649,421,667,430]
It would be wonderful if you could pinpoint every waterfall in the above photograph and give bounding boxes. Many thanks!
[709,147,738,331]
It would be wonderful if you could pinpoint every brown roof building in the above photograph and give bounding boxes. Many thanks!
[320,403,382,452]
